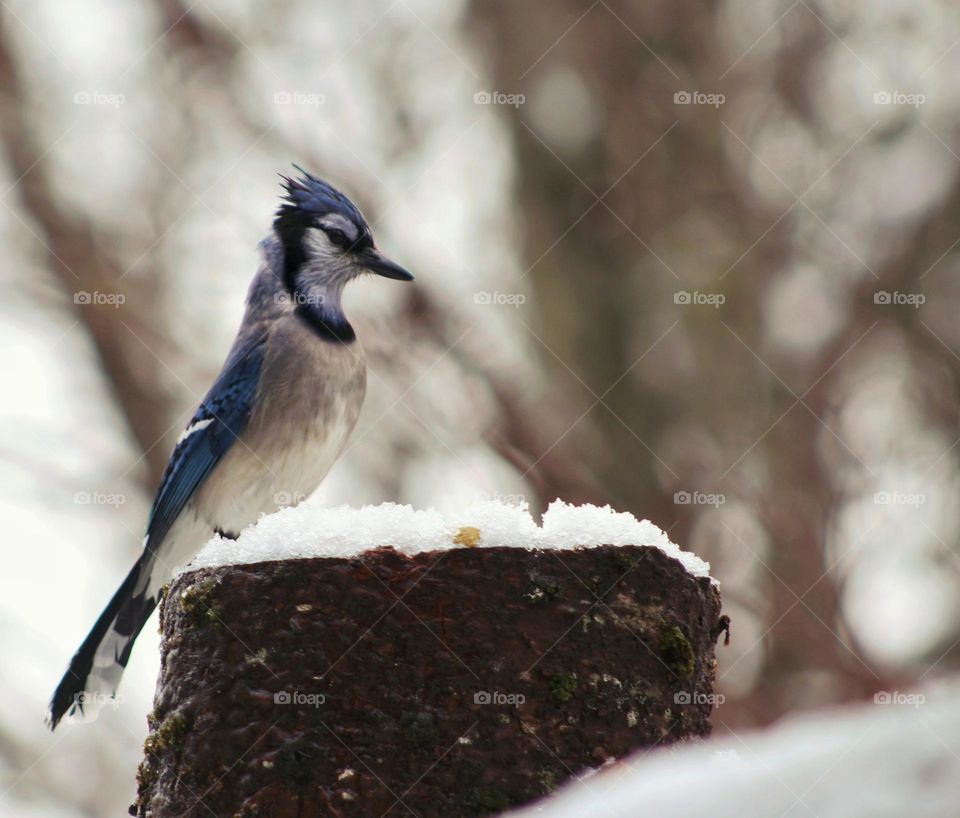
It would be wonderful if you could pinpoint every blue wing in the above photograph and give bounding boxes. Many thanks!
[144,336,267,551]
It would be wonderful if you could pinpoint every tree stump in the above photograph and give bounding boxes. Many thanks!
[132,543,724,817]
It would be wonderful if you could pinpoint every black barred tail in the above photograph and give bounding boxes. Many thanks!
[48,556,158,729]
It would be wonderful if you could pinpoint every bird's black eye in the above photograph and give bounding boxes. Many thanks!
[325,228,348,247]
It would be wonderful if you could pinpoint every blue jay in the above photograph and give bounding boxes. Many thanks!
[48,168,413,728]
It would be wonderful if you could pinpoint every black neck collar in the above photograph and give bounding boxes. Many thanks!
[293,301,356,343]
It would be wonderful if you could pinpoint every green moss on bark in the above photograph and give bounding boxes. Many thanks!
[659,624,695,678]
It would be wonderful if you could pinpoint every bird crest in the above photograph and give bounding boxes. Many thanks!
[276,164,367,230]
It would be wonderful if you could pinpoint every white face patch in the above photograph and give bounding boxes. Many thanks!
[298,227,359,301]
[317,213,358,243]
[302,227,343,263]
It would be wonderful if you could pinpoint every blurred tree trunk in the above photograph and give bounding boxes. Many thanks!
[0,31,174,490]
[464,0,887,727]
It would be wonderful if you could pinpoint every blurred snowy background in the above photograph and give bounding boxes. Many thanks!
[3,0,960,814]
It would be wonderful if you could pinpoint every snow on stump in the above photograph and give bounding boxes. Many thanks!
[133,502,724,818]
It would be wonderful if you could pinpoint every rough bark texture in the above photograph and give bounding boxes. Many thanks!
[133,544,724,817]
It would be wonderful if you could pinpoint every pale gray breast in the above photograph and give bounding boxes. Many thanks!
[252,318,367,437]
[194,316,367,533]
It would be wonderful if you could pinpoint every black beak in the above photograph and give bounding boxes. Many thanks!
[359,247,414,281]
